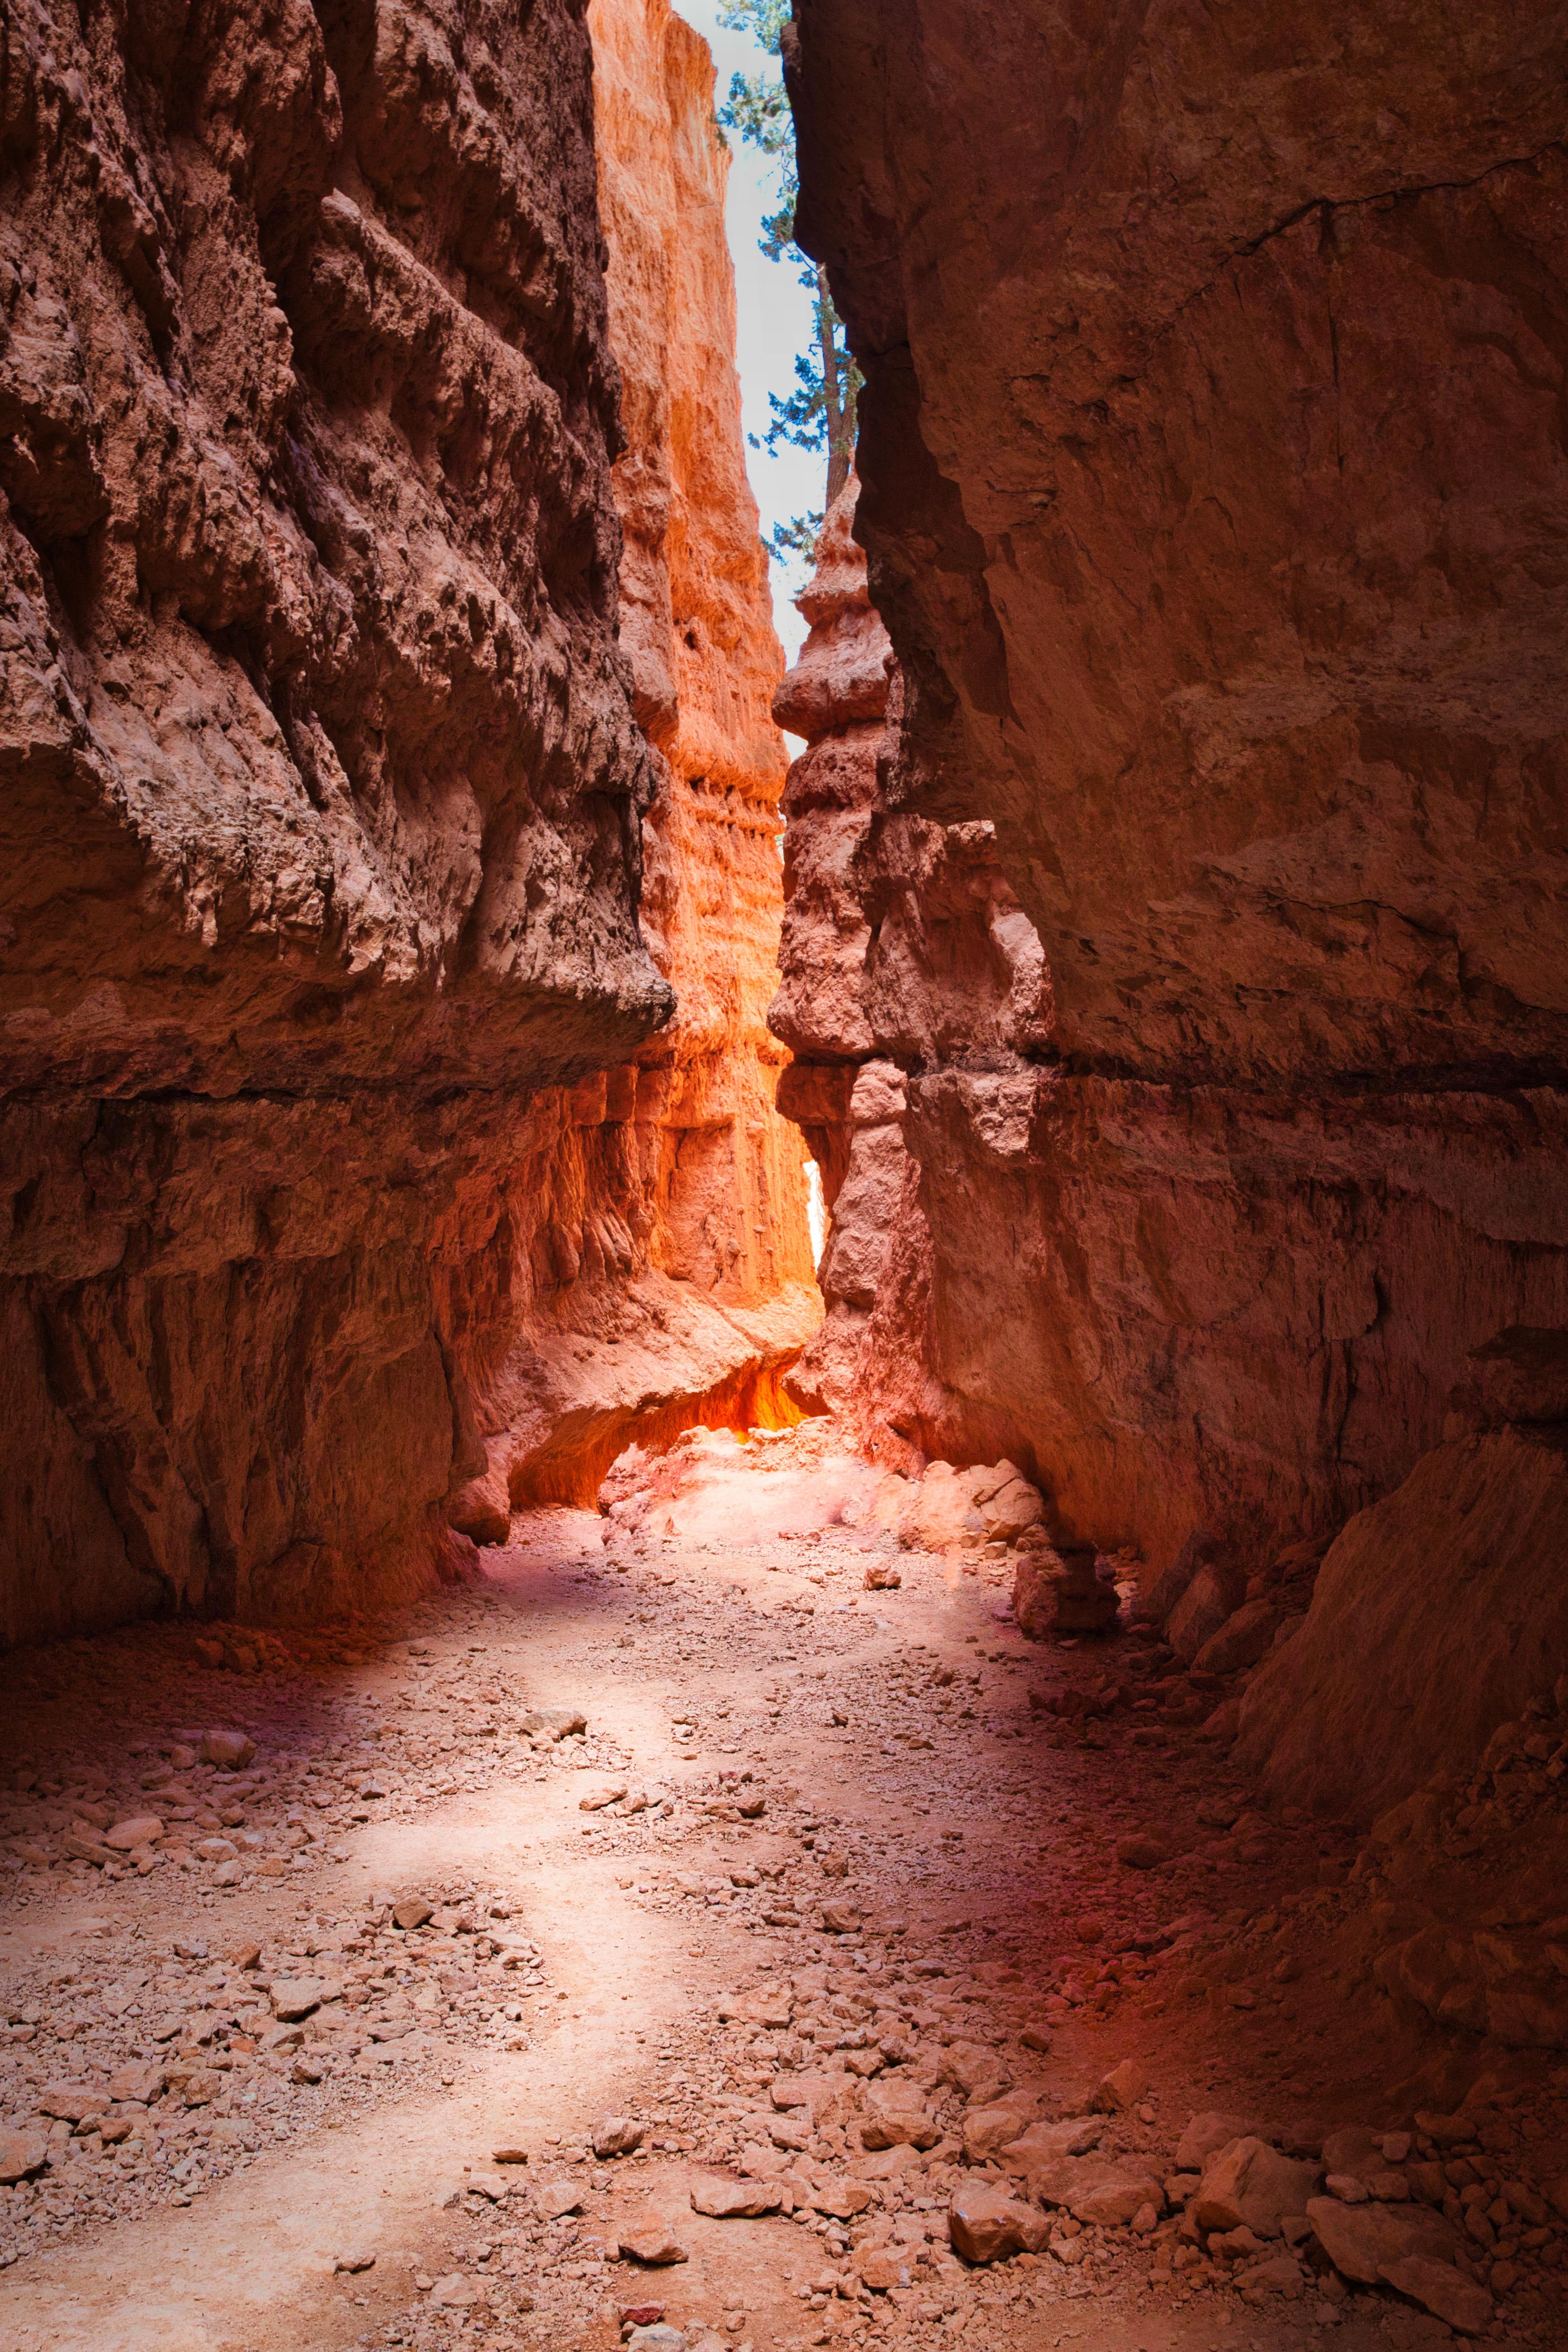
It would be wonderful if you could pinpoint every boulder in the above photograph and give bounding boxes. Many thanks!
[938,2041,1011,2105]
[1141,1530,1218,1628]
[1176,2111,1255,2171]
[1193,1599,1282,1676]
[0,2129,47,2185]
[1306,2195,1457,2284]
[1090,2058,1148,2112]
[1028,2158,1165,2226]
[1194,2138,1320,2238]
[1168,1558,1247,1663]
[998,2117,1103,2194]
[948,2180,1050,2264]
[200,1730,256,1770]
[1015,1541,1119,1639]
[690,2178,782,2219]
[619,2222,690,2265]
[104,1814,164,1852]
[962,2095,1038,2158]
[1378,2256,1492,2336]
[1238,1427,1568,1818]
[980,1477,1045,1542]
[861,2078,940,2150]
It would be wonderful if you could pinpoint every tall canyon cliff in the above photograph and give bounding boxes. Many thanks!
[447,0,817,1528]
[782,0,1568,1567]
[0,0,809,1646]
[779,0,1568,1800]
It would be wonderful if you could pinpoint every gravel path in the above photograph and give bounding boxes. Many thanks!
[2,1455,1563,2352]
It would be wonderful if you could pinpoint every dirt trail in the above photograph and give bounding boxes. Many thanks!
[1,1437,1563,2352]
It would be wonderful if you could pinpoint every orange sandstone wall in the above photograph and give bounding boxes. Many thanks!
[0,0,672,1646]
[445,0,818,1531]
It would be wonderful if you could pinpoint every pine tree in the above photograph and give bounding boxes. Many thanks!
[716,1,859,563]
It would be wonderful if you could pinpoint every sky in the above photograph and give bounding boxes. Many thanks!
[675,2,824,663]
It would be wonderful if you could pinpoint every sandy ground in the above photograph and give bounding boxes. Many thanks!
[1,1455,1563,2352]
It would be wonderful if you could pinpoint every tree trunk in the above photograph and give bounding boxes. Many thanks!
[817,265,852,504]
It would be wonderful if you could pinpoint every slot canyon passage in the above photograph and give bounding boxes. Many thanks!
[3,0,1568,2345]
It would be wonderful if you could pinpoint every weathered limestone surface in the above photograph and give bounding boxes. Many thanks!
[445,0,817,1529]
[0,0,809,1641]
[782,0,1568,1576]
[771,481,1052,1466]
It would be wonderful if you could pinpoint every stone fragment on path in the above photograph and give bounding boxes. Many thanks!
[626,2328,686,2352]
[536,2179,584,2220]
[519,1708,588,1744]
[939,2040,1011,2104]
[593,2116,644,2157]
[1028,2158,1166,2226]
[201,1729,256,1769]
[1377,2258,1492,2336]
[863,1564,901,1590]
[948,2180,1050,2264]
[808,2177,874,2220]
[36,2082,109,2124]
[105,1814,164,1851]
[271,1978,335,2022]
[335,2251,376,2274]
[691,2176,782,2218]
[861,2078,939,2149]
[108,2062,163,2103]
[428,2274,478,2307]
[998,2117,1102,2193]
[1116,1834,1168,1869]
[392,1898,433,1931]
[856,2244,913,2291]
[1091,2057,1149,2112]
[579,1780,628,1811]
[1195,2138,1321,2237]
[1177,2111,1254,2170]
[1305,2194,1458,2283]
[963,2095,1038,2158]
[493,2145,530,2164]
[0,2128,46,2184]
[619,2220,690,2265]
[62,1831,116,1866]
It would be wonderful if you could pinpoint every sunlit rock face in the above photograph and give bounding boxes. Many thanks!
[445,0,818,1532]
[782,0,1568,1574]
[0,0,811,1642]
[0,0,673,1645]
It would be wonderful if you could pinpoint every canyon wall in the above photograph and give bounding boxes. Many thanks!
[782,0,1568,1585]
[446,0,817,1528]
[0,0,809,1646]
[773,478,1055,1474]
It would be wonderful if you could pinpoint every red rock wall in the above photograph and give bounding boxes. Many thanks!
[771,480,1056,1469]
[780,0,1568,1575]
[0,0,809,1645]
[433,0,820,1532]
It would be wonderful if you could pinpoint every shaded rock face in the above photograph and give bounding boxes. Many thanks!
[782,0,1568,1572]
[0,0,809,1640]
[770,481,1051,1457]
[446,0,818,1525]
[1237,1338,1568,1819]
